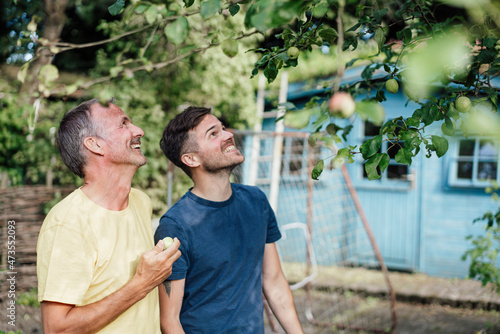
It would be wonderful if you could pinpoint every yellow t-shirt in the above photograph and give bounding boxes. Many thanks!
[36,188,160,333]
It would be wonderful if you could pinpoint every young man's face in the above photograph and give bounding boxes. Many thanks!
[191,114,244,174]
[91,103,147,168]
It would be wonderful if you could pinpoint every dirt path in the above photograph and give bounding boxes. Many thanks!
[2,299,499,334]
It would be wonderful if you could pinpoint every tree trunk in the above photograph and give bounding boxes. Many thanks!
[18,0,68,106]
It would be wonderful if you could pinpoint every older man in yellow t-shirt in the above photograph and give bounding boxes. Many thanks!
[36,99,181,333]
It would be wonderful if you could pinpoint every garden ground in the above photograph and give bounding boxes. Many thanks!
[2,268,500,333]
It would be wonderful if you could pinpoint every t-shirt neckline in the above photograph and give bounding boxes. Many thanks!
[186,184,236,208]
[77,187,132,215]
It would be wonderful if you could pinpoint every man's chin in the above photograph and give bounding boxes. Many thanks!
[136,156,147,167]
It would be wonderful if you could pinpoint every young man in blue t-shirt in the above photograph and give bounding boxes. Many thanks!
[155,106,303,333]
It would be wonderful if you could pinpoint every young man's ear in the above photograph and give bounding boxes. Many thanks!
[181,153,200,168]
[83,137,105,156]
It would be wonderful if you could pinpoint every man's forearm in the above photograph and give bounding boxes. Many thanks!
[42,276,152,334]
[263,276,304,334]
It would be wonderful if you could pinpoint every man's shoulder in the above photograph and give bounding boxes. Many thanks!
[45,188,83,216]
[232,183,266,198]
[130,187,151,203]
[162,192,190,218]
[40,189,88,232]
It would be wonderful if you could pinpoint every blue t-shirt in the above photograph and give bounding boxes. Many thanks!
[154,183,281,333]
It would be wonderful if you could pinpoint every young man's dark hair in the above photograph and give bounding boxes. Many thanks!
[159,106,211,178]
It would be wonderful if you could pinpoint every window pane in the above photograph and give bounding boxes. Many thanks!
[477,162,497,180]
[458,140,474,157]
[388,143,404,159]
[288,158,303,174]
[457,161,473,179]
[387,165,408,180]
[479,140,497,158]
[364,122,381,136]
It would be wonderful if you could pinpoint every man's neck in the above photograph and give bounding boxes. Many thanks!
[81,170,134,211]
[191,173,233,202]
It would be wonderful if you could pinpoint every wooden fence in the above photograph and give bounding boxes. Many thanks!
[0,185,74,300]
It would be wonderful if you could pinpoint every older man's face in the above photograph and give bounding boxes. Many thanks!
[91,103,147,168]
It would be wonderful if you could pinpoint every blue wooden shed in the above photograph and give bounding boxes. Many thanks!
[235,68,500,279]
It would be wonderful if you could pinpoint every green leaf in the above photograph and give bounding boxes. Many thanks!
[405,116,420,128]
[372,9,388,23]
[478,48,497,64]
[312,159,324,180]
[365,153,390,180]
[249,11,270,32]
[312,3,329,18]
[183,0,195,7]
[284,109,311,129]
[318,26,337,43]
[396,28,412,45]
[374,28,385,52]
[447,104,460,121]
[145,5,157,25]
[483,37,497,48]
[228,3,240,16]
[311,113,329,131]
[356,101,385,126]
[337,148,350,158]
[360,135,382,159]
[164,17,189,45]
[330,155,346,169]
[395,147,413,165]
[27,18,37,32]
[347,23,361,32]
[263,60,278,83]
[108,0,125,16]
[200,0,221,19]
[431,135,449,158]
[64,84,78,96]
[341,124,353,141]
[221,39,239,57]
[38,64,59,84]
[17,61,30,83]
[418,104,440,126]
[109,66,123,78]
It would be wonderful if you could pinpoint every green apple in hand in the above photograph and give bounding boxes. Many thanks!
[163,237,174,250]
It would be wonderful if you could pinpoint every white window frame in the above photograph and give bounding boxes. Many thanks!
[447,136,499,188]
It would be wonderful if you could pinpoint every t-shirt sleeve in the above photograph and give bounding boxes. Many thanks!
[37,221,96,305]
[259,190,281,244]
[154,216,188,280]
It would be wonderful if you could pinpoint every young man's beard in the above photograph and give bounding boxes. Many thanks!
[201,160,242,175]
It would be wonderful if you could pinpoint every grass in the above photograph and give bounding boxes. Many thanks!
[16,288,39,308]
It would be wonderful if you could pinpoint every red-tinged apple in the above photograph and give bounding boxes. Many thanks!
[328,92,356,118]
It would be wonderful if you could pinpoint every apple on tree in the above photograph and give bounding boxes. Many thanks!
[385,78,399,94]
[328,92,356,118]
[455,96,471,113]
[287,46,299,60]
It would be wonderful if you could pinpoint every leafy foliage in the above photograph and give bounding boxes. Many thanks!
[463,182,500,293]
